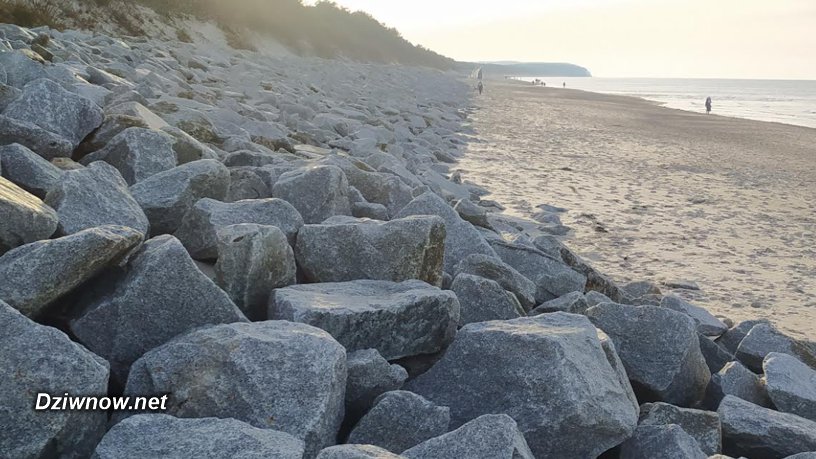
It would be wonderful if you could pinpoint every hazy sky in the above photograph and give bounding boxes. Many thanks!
[310,0,816,79]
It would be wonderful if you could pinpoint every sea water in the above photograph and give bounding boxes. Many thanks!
[517,77,816,129]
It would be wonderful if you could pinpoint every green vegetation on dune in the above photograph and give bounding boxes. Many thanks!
[0,0,455,69]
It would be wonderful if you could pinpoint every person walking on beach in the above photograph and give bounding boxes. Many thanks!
[477,81,484,95]
[705,96,712,114]
[563,82,566,88]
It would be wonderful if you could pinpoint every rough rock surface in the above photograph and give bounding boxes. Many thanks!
[70,235,246,385]
[0,142,62,197]
[585,303,711,406]
[449,273,524,325]
[452,254,537,310]
[0,225,142,317]
[529,290,589,315]
[295,216,445,286]
[271,280,459,359]
[317,445,405,459]
[0,175,58,253]
[348,391,450,453]
[764,352,816,422]
[45,161,149,236]
[79,127,177,185]
[215,223,296,320]
[124,321,347,458]
[406,313,638,458]
[0,114,75,160]
[705,361,771,409]
[130,159,230,235]
[272,165,353,223]
[401,414,534,459]
[619,424,707,459]
[0,300,109,459]
[94,414,305,459]
[735,323,816,373]
[719,395,816,458]
[661,295,728,337]
[639,402,722,455]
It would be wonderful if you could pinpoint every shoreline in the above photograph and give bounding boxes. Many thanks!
[460,79,816,339]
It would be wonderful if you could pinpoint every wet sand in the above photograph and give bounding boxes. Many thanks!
[458,79,816,339]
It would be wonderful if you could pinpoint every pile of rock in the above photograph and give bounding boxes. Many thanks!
[2,21,816,459]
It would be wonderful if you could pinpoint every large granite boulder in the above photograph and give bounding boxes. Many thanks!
[0,114,75,160]
[719,395,816,458]
[0,300,109,459]
[764,352,816,422]
[453,254,537,310]
[450,273,524,326]
[704,360,771,409]
[585,303,711,406]
[295,216,445,286]
[79,127,177,185]
[174,197,303,259]
[0,176,58,253]
[3,78,103,150]
[320,155,413,217]
[717,319,769,353]
[0,143,62,197]
[660,295,728,337]
[70,235,246,385]
[348,391,450,453]
[0,225,142,318]
[395,191,496,272]
[735,323,816,373]
[317,445,404,459]
[45,161,150,236]
[130,159,230,235]
[530,291,589,315]
[639,402,722,455]
[401,414,534,459]
[272,165,353,224]
[699,334,735,374]
[94,414,305,459]
[225,167,270,202]
[406,313,638,458]
[489,239,587,303]
[270,280,459,359]
[619,424,707,459]
[345,349,408,425]
[124,321,347,458]
[214,223,297,320]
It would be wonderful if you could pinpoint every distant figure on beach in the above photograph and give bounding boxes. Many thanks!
[563,82,566,88]
[705,96,712,114]
[477,81,484,95]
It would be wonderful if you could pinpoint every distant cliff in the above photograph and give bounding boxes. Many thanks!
[460,61,592,77]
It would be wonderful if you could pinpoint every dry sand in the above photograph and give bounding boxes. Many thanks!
[458,79,816,339]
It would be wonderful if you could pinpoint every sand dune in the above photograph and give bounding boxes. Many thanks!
[459,80,816,339]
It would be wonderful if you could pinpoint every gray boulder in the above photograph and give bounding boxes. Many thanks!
[450,273,524,326]
[0,176,58,253]
[94,414,305,459]
[70,235,247,385]
[174,197,304,259]
[529,291,588,315]
[586,290,614,307]
[0,300,109,459]
[45,161,149,236]
[402,414,534,459]
[3,78,103,149]
[124,321,347,458]
[489,239,587,303]
[0,114,75,160]
[295,216,445,286]
[735,323,816,373]
[619,424,707,459]
[586,303,711,406]
[79,127,177,185]
[130,159,230,235]
[395,191,496,273]
[317,445,404,459]
[352,201,389,220]
[661,295,728,337]
[0,225,142,318]
[699,334,735,374]
[622,280,662,299]
[271,280,459,360]
[719,395,816,458]
[0,50,47,88]
[348,391,450,453]
[321,155,413,216]
[453,254,537,310]
[764,352,816,422]
[225,167,270,202]
[453,198,492,229]
[0,143,61,197]
[346,349,408,424]
[406,313,638,458]
[214,224,296,320]
[272,165,353,224]
[639,402,722,455]
[704,361,771,409]
[717,319,770,354]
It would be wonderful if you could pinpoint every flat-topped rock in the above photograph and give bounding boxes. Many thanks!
[270,280,459,359]
[79,127,177,185]
[719,395,816,458]
[0,175,58,253]
[272,165,353,223]
[0,143,62,197]
[295,216,445,286]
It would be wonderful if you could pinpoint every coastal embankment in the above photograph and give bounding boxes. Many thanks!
[459,79,816,338]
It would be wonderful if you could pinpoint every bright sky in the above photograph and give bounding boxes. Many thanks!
[308,0,816,79]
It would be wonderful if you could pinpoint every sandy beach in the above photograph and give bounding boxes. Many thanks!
[459,79,816,339]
